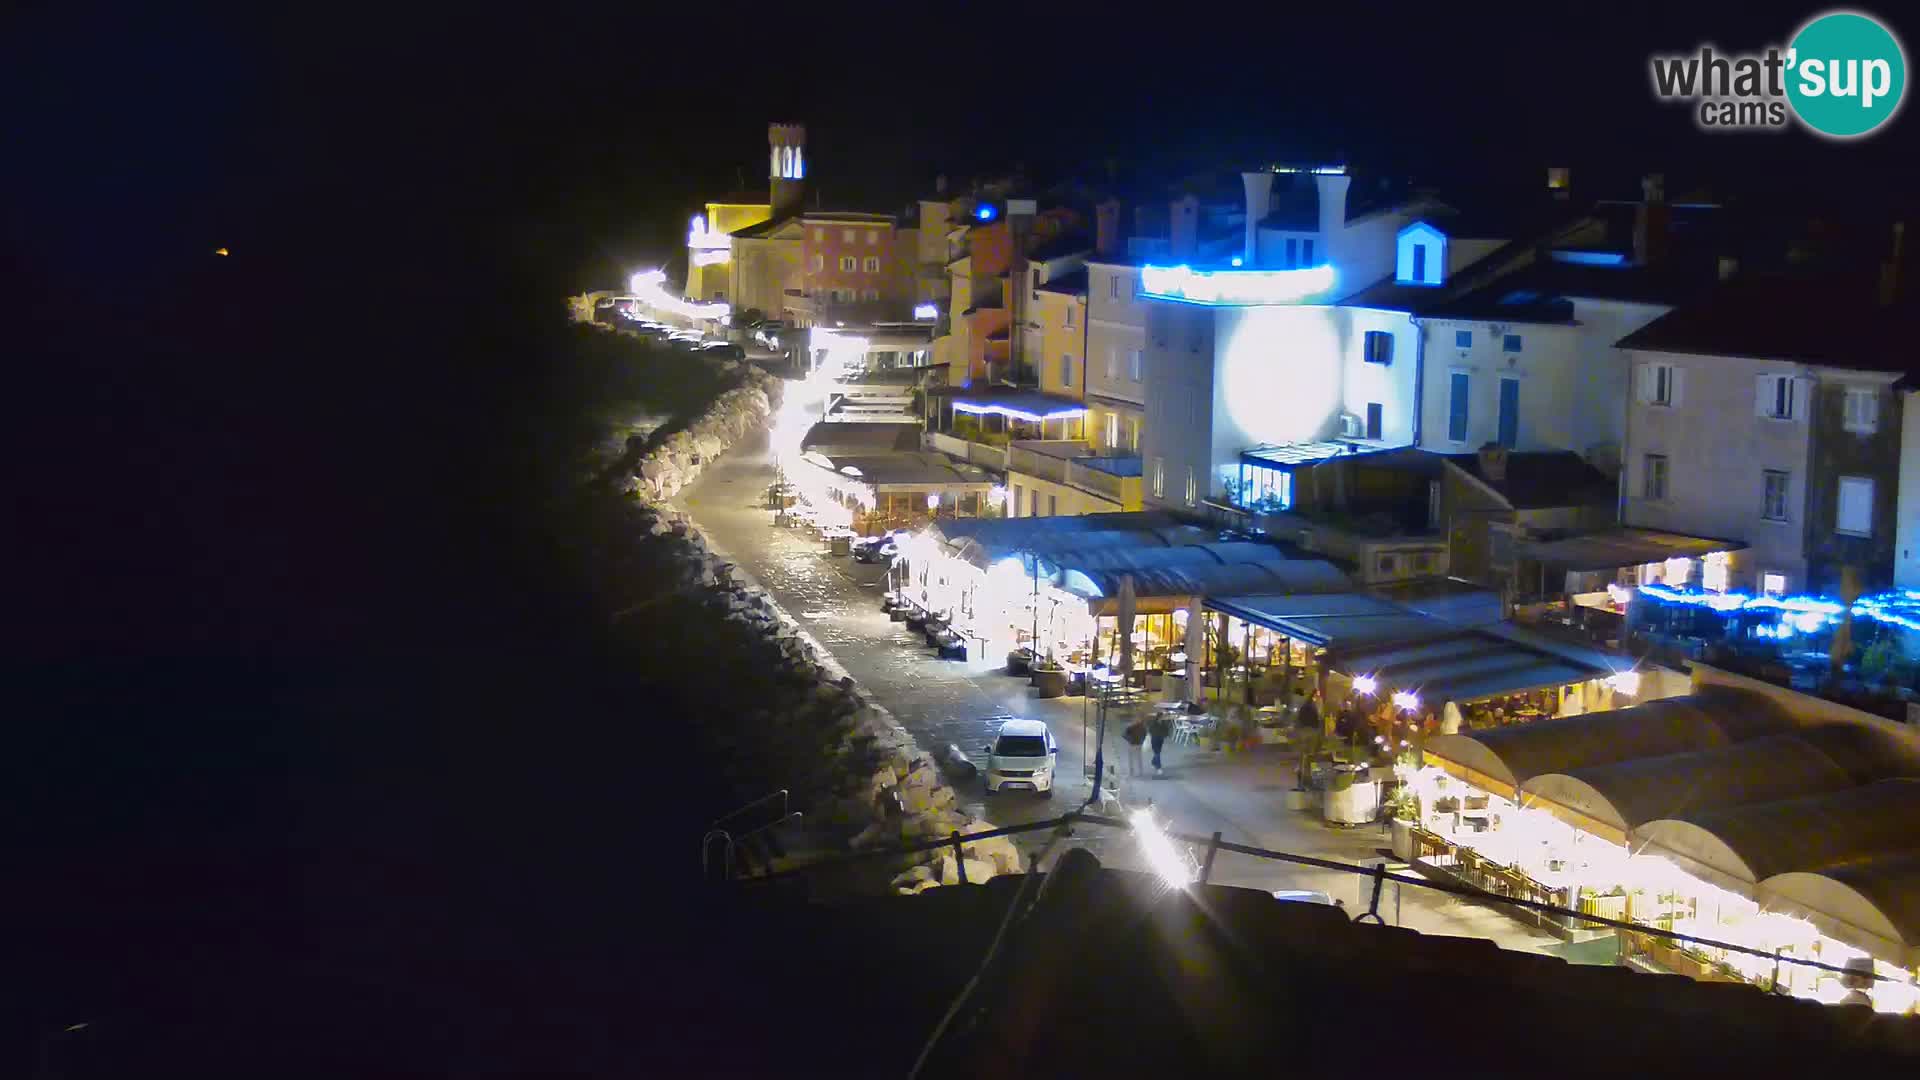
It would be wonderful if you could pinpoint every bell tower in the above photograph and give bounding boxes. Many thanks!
[769,123,806,216]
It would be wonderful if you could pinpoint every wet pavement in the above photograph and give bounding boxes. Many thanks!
[673,427,1562,953]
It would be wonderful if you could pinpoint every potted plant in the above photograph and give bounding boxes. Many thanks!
[1031,657,1067,699]
[1385,785,1419,861]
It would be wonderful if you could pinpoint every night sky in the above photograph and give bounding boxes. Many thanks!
[4,2,1916,1073]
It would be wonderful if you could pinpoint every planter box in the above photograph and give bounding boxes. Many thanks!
[1323,781,1380,826]
[1032,668,1067,699]
[1390,817,1415,861]
[1285,788,1317,811]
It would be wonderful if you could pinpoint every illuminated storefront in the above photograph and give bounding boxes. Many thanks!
[1408,702,1920,1012]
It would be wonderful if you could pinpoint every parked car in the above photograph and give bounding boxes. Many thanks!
[982,717,1058,797]
[851,534,898,563]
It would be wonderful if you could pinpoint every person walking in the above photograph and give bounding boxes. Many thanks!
[1147,709,1173,776]
[1123,714,1148,777]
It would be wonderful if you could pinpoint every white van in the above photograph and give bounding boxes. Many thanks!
[982,718,1058,797]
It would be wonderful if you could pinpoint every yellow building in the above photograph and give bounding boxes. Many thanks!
[1033,268,1090,417]
[685,122,808,304]
[1005,441,1144,517]
[729,217,804,321]
[687,200,773,302]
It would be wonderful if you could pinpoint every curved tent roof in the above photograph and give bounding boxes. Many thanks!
[1637,780,1920,892]
[1043,541,1290,577]
[930,511,1183,548]
[1761,853,1920,967]
[945,526,1203,569]
[1425,692,1795,792]
[1522,732,1858,837]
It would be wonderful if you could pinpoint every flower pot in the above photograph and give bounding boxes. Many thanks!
[1390,817,1416,861]
[1032,667,1067,699]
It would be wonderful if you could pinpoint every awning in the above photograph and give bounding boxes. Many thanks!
[945,387,1088,422]
[1207,592,1444,649]
[1332,629,1612,706]
[1518,527,1746,572]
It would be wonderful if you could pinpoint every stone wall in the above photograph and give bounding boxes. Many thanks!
[594,321,1023,892]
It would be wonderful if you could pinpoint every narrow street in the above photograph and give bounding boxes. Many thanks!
[674,425,1569,956]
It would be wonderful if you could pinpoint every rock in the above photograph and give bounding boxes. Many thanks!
[934,853,998,886]
[967,833,1026,876]
[891,863,938,894]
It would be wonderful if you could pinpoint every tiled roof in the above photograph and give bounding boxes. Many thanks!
[1036,268,1089,296]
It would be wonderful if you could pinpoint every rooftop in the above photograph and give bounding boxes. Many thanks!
[799,421,922,455]
[1448,450,1616,510]
[1241,441,1358,468]
[811,451,992,488]
[939,386,1089,422]
[1425,259,1715,321]
[1614,276,1920,374]
[1259,173,1426,230]
[1028,231,1093,262]
[1036,267,1090,296]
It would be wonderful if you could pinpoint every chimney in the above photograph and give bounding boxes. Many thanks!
[1632,172,1669,266]
[1240,171,1274,267]
[1547,167,1571,200]
[1477,443,1509,485]
[1169,194,1201,261]
[1314,172,1351,262]
[1880,221,1906,306]
[935,174,948,196]
[1095,198,1123,259]
[768,122,807,216]
[1717,255,1740,281]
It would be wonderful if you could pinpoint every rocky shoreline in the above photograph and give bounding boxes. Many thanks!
[590,320,1023,892]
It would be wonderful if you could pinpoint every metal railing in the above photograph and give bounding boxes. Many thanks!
[702,789,802,883]
[727,809,1909,989]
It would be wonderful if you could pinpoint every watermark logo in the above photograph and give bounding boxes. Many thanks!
[1650,9,1906,138]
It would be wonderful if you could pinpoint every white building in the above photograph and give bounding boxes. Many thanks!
[1137,167,1585,515]
[1618,279,1907,596]
[1413,257,1695,470]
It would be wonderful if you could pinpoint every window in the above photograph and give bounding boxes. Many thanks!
[864,288,879,302]
[1030,269,1039,298]
[1011,484,1022,515]
[1761,469,1789,521]
[1106,412,1119,448]
[1641,363,1676,407]
[1837,475,1874,536]
[1128,417,1141,451]
[1644,454,1670,501]
[1411,244,1427,282]
[1757,374,1798,420]
[1447,372,1470,442]
[1030,490,1040,516]
[866,229,879,245]
[1300,239,1314,265]
[1455,330,1472,349]
[863,256,879,273]
[1059,354,1073,387]
[1844,387,1879,433]
[812,227,824,242]
[1377,554,1398,576]
[1497,378,1519,448]
[839,256,856,272]
[1064,306,1075,328]
[1284,238,1298,267]
[1105,347,1117,380]
[1363,330,1393,365]
[1185,467,1198,507]
[842,229,856,243]
[1129,348,1143,382]
[1365,402,1383,440]
[1503,334,1523,353]
[1108,274,1120,300]
[812,255,824,272]
[1049,494,1058,516]
[1152,457,1165,498]
[1761,573,1787,597]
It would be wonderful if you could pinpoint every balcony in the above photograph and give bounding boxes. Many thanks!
[1006,441,1143,507]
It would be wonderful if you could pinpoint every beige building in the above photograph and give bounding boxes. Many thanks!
[1005,441,1144,517]
[685,122,808,307]
[1034,268,1090,411]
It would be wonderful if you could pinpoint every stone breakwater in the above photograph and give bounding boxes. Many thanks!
[597,325,1023,891]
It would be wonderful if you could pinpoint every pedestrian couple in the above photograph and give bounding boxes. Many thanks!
[1124,711,1174,777]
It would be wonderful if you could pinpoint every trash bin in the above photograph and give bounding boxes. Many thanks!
[829,534,851,556]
